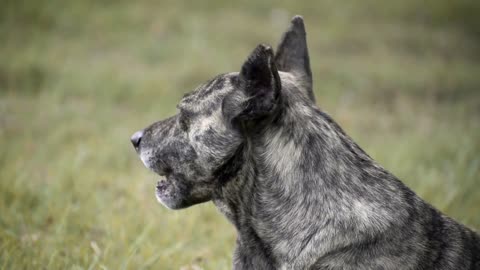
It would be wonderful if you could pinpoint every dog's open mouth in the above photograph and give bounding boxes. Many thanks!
[141,159,174,205]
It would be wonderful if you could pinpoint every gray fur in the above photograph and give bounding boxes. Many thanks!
[275,15,314,102]
[131,15,480,269]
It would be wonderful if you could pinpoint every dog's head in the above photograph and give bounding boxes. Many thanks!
[131,16,314,209]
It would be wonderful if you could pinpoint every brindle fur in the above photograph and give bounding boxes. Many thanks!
[131,15,480,270]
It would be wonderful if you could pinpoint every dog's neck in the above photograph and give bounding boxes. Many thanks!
[212,87,413,266]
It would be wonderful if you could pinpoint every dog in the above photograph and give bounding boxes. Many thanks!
[131,15,480,270]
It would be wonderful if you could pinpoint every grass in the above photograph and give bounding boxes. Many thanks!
[0,0,479,269]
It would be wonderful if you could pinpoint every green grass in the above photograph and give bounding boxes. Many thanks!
[1,0,479,269]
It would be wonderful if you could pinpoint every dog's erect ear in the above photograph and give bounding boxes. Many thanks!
[275,15,314,102]
[238,44,282,120]
[224,44,282,123]
[240,44,281,95]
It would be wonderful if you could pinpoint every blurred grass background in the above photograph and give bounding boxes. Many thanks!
[0,0,479,269]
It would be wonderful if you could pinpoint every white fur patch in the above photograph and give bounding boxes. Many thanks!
[261,128,303,187]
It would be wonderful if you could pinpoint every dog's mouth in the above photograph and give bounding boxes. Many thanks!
[151,165,172,177]
[152,168,171,192]
[138,154,187,209]
[151,166,177,206]
[141,158,175,204]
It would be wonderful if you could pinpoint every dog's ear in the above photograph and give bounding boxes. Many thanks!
[275,15,314,102]
[223,44,282,124]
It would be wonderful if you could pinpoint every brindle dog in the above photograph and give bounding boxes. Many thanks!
[131,15,480,270]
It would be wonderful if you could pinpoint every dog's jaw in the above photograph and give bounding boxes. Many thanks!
[137,149,178,209]
[155,177,178,210]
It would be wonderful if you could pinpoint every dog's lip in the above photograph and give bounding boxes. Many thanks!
[155,174,168,183]
[150,166,171,177]
[155,177,172,200]
[155,171,167,177]
[156,179,169,191]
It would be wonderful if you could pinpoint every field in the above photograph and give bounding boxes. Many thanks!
[1,0,479,269]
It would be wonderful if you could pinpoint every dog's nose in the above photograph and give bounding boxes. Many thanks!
[130,130,144,148]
